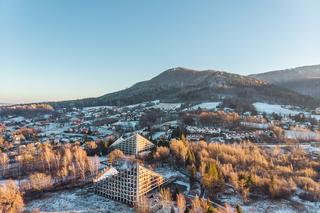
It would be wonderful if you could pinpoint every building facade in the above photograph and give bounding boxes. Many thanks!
[110,133,155,155]
[94,161,166,205]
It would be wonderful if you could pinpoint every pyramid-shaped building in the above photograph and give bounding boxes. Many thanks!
[110,133,155,156]
[94,160,166,205]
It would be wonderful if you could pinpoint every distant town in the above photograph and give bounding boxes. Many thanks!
[0,100,319,212]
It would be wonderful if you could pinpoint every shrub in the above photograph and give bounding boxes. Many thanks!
[108,149,125,164]
[268,176,296,199]
[28,172,52,192]
[153,146,170,161]
[294,176,320,192]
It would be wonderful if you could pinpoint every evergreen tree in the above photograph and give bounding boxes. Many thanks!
[190,166,197,187]
[236,204,244,213]
[207,205,216,213]
[173,187,180,201]
[186,149,196,166]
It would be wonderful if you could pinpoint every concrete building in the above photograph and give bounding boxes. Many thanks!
[94,160,166,205]
[110,133,155,155]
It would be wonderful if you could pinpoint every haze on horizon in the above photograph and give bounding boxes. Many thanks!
[1,0,320,104]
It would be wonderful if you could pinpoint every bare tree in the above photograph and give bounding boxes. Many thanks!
[159,188,172,211]
[170,140,188,164]
[72,146,89,179]
[0,180,24,213]
[190,196,209,213]
[0,153,9,177]
[135,195,150,213]
[39,143,55,173]
[176,193,186,213]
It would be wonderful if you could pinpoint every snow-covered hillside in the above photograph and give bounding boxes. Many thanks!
[253,102,302,115]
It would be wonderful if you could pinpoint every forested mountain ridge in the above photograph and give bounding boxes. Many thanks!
[250,64,320,98]
[48,67,320,108]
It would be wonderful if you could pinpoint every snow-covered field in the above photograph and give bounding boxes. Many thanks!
[25,187,134,213]
[254,102,320,120]
[82,105,114,111]
[219,192,320,213]
[241,199,319,213]
[285,130,320,141]
[190,102,221,110]
[253,102,302,116]
[149,102,182,111]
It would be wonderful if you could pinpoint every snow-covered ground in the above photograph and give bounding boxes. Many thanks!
[25,187,134,213]
[175,180,190,192]
[152,131,166,140]
[285,130,320,141]
[82,105,114,111]
[41,123,68,135]
[240,121,271,129]
[0,179,22,187]
[154,166,190,193]
[154,166,186,179]
[149,103,182,111]
[95,126,113,136]
[253,102,320,120]
[122,100,160,109]
[219,192,319,213]
[253,102,301,116]
[241,199,319,213]
[112,121,139,128]
[311,114,320,120]
[189,102,221,110]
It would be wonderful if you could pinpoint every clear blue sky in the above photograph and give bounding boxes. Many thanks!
[1,0,319,103]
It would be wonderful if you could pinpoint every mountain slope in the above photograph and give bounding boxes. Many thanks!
[50,67,320,108]
[251,65,320,98]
